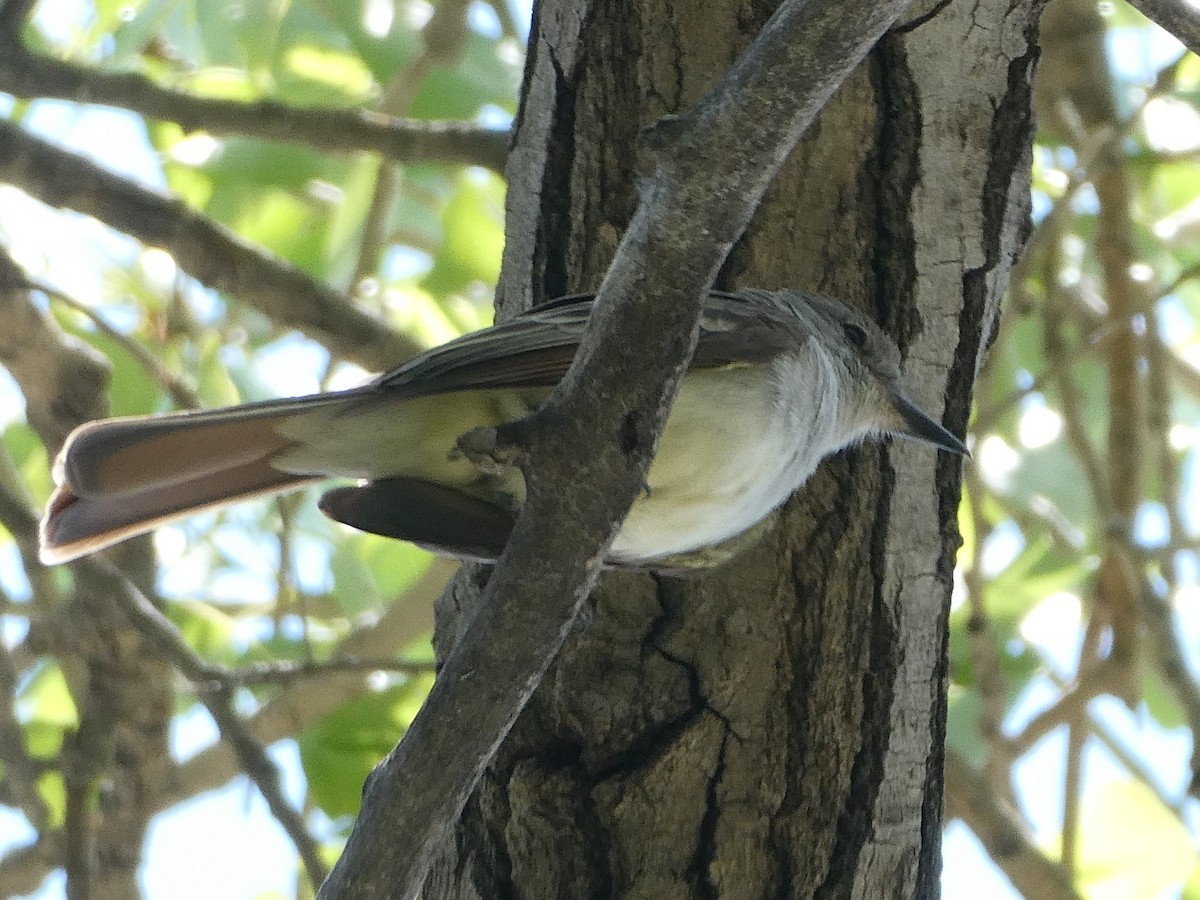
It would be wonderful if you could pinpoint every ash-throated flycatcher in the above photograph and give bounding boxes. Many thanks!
[39,289,965,569]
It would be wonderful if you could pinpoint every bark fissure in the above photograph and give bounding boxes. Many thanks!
[870,38,922,341]
[958,14,1040,379]
[539,44,578,304]
[416,1,1039,896]
[814,460,900,900]
[691,727,729,900]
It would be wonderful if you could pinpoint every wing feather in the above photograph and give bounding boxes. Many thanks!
[369,290,805,398]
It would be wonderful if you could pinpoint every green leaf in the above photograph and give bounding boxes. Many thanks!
[309,1,420,84]
[358,533,433,602]
[18,662,78,731]
[5,422,51,505]
[1141,667,1187,730]
[329,530,434,617]
[24,720,69,760]
[195,330,243,408]
[422,172,505,295]
[195,0,251,68]
[18,663,77,766]
[37,771,67,829]
[1063,780,1197,899]
[166,599,241,665]
[985,533,1089,631]
[1149,160,1200,221]
[409,32,521,120]
[238,0,292,78]
[946,684,988,767]
[329,540,381,616]
[276,44,375,105]
[108,0,177,62]
[56,316,163,418]
[298,678,433,818]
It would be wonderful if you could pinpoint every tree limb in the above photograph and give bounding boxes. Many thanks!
[0,0,37,37]
[73,559,330,890]
[0,119,420,372]
[945,748,1083,900]
[0,41,508,173]
[1126,0,1200,59]
[317,0,917,896]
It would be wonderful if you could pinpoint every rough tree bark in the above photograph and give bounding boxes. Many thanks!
[423,0,1039,897]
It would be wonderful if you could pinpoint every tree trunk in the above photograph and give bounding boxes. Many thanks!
[426,0,1039,896]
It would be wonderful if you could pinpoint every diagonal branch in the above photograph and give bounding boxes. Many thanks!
[0,0,37,36]
[945,748,1082,900]
[317,0,917,897]
[0,119,420,372]
[1125,0,1200,59]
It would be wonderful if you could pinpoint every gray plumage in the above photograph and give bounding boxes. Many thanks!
[39,290,965,568]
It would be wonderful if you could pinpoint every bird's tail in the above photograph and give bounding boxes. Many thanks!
[39,395,345,565]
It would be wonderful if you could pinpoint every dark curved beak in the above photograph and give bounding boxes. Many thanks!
[891,394,968,456]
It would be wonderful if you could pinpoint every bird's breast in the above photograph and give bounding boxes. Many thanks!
[611,357,839,562]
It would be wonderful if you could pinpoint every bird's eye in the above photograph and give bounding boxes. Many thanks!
[842,322,867,349]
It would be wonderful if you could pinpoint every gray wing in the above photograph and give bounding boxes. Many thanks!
[368,290,805,398]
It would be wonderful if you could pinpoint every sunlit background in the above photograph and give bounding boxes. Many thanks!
[1,0,1199,897]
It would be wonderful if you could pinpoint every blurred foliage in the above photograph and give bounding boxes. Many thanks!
[0,0,1199,898]
[1,0,516,895]
[947,2,1200,897]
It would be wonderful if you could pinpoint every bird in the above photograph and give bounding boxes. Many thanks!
[38,289,966,570]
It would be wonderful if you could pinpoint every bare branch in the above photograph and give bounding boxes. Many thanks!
[1008,660,1119,754]
[72,559,328,889]
[1139,582,1200,796]
[0,0,37,37]
[204,685,329,889]
[159,558,454,808]
[0,40,508,172]
[13,275,202,410]
[0,642,48,830]
[0,833,64,900]
[945,748,1083,900]
[0,120,420,373]
[0,252,111,453]
[205,657,435,689]
[1126,0,1200,58]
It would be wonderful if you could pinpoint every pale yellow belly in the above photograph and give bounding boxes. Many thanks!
[276,369,806,563]
[612,368,802,561]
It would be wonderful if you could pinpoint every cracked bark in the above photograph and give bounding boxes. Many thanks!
[422,0,1039,897]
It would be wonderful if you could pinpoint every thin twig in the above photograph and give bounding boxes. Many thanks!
[1041,268,1115,522]
[199,657,436,689]
[14,275,202,409]
[347,0,467,294]
[72,559,329,888]
[204,684,329,887]
[1060,607,1106,877]
[963,465,1015,801]
[1008,661,1117,755]
[0,643,48,829]
[1043,666,1188,818]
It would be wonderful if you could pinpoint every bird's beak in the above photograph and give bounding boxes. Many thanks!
[890,393,968,456]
